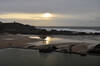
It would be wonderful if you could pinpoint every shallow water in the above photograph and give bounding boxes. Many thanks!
[28,35,100,46]
[0,48,100,66]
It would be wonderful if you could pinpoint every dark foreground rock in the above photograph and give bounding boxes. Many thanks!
[27,43,89,56]
[38,45,57,53]
[88,44,100,54]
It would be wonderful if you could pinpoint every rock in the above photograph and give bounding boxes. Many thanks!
[68,44,76,53]
[56,44,70,52]
[88,44,100,54]
[95,44,100,48]
[27,45,36,49]
[88,49,100,54]
[39,35,47,40]
[56,48,68,53]
[71,44,88,53]
[79,51,87,56]
[39,45,57,53]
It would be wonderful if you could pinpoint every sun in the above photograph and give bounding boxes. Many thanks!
[42,13,52,18]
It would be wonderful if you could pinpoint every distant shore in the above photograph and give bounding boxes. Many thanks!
[0,22,100,35]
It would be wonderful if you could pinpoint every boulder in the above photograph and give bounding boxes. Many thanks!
[95,44,100,49]
[88,44,100,54]
[27,45,36,49]
[56,48,68,53]
[71,44,88,53]
[39,45,57,53]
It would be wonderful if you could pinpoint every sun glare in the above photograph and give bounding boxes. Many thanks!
[0,13,54,20]
[44,37,51,45]
[42,13,52,18]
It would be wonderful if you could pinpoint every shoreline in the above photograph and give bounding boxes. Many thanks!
[0,34,100,56]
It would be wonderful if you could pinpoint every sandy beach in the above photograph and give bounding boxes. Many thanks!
[0,34,39,48]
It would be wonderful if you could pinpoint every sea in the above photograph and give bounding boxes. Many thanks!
[38,26,100,33]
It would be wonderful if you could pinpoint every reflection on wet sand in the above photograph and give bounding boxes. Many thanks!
[44,37,51,45]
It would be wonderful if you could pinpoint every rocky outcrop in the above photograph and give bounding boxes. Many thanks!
[88,44,100,54]
[26,43,89,56]
[38,45,57,53]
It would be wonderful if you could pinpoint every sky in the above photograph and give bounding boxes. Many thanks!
[0,0,100,26]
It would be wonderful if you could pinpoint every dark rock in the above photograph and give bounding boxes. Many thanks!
[79,51,87,56]
[88,44,100,54]
[27,45,36,49]
[88,49,100,54]
[56,49,68,53]
[80,54,87,56]
[39,45,57,53]
[39,35,47,39]
[95,44,100,48]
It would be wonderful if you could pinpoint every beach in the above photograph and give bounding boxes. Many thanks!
[0,34,100,66]
[0,34,39,48]
[0,34,100,55]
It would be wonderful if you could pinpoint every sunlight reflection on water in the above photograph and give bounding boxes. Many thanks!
[28,36,77,46]
[29,36,40,39]
[28,35,100,46]
[44,36,52,45]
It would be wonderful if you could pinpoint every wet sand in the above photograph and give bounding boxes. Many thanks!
[0,34,100,55]
[0,34,39,48]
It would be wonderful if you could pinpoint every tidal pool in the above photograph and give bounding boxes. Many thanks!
[0,48,100,66]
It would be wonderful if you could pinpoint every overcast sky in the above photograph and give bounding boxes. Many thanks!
[0,0,100,26]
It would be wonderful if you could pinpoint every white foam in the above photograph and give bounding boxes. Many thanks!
[41,28,100,33]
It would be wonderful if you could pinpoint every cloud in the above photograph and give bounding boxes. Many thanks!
[0,0,100,26]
